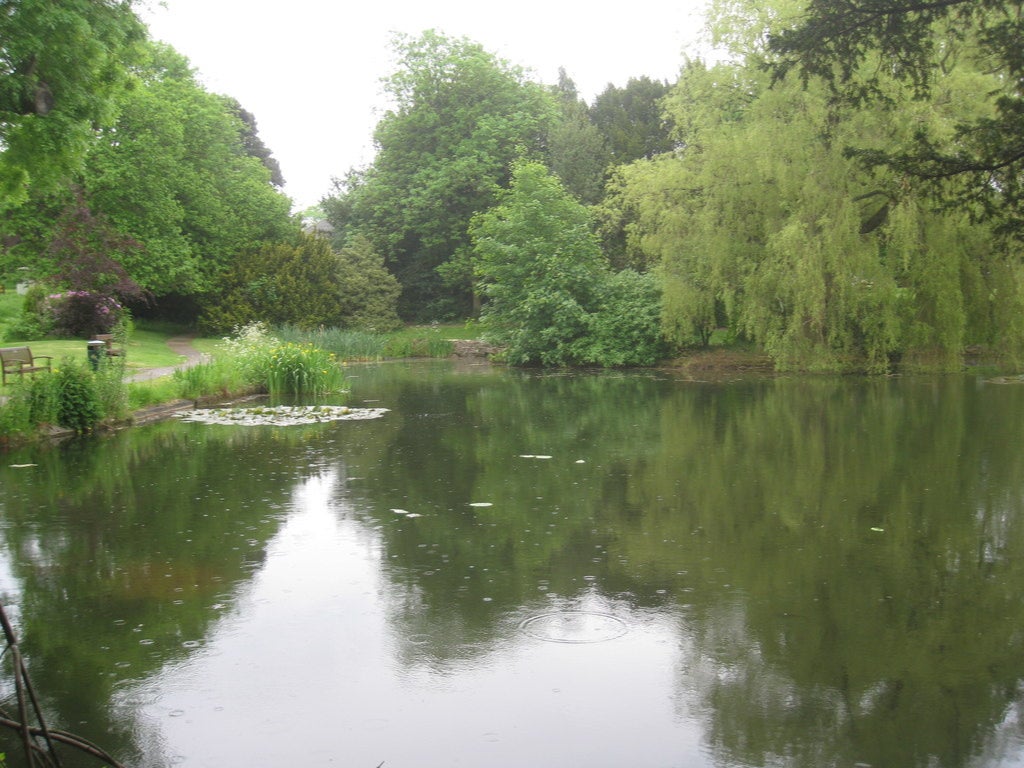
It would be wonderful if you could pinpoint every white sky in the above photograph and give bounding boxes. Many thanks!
[139,0,715,212]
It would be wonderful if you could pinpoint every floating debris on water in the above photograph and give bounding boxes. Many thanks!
[177,405,388,426]
[519,454,553,460]
[469,502,493,508]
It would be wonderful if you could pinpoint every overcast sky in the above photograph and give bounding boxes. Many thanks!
[139,0,715,212]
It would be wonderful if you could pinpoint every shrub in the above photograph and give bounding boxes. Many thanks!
[4,283,54,341]
[578,270,669,367]
[335,235,402,332]
[52,360,102,432]
[46,290,123,337]
[202,235,344,333]
[27,372,60,426]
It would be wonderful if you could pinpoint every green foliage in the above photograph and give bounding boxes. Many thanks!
[84,44,295,298]
[472,161,664,367]
[545,69,609,205]
[5,283,54,340]
[582,270,669,366]
[275,323,457,361]
[767,0,1024,241]
[276,325,387,361]
[48,359,101,432]
[382,328,455,358]
[335,235,402,331]
[172,358,248,401]
[191,322,345,397]
[611,39,1020,371]
[0,387,32,442]
[0,378,37,440]
[202,235,339,332]
[126,377,182,410]
[202,233,401,335]
[0,0,146,206]
[472,161,602,365]
[260,343,346,397]
[93,355,129,421]
[589,76,675,164]
[324,30,556,320]
[0,43,294,308]
[217,321,280,388]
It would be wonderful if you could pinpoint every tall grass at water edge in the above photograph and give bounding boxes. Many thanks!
[275,323,456,359]
[177,323,346,399]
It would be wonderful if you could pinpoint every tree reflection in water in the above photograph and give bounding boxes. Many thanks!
[1,364,1023,767]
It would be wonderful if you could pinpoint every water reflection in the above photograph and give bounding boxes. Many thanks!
[1,364,1024,766]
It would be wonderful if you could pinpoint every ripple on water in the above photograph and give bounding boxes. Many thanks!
[519,611,628,644]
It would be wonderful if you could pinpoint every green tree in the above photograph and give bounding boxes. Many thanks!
[589,76,676,165]
[767,0,1024,240]
[0,0,145,207]
[225,97,286,188]
[7,41,296,309]
[201,234,342,332]
[335,234,402,331]
[3,44,295,308]
[544,69,609,205]
[613,38,1021,370]
[86,44,294,299]
[472,161,664,366]
[201,233,403,334]
[324,31,555,320]
[471,161,604,365]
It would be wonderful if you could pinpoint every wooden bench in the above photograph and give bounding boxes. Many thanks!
[93,334,126,358]
[0,346,53,386]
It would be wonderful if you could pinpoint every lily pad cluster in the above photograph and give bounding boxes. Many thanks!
[176,405,388,426]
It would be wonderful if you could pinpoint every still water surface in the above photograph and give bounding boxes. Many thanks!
[2,362,1024,767]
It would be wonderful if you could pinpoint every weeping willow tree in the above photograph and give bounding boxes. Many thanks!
[608,0,1024,371]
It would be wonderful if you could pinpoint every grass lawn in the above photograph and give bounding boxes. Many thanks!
[2,284,480,394]
[1,287,195,386]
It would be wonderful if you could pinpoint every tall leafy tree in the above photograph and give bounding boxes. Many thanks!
[767,0,1024,240]
[225,97,286,188]
[0,0,146,207]
[82,44,294,299]
[324,31,555,320]
[589,76,676,165]
[544,69,609,205]
[200,232,402,333]
[613,16,1023,370]
[2,43,294,315]
[472,161,665,366]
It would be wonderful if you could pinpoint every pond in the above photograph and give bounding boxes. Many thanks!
[2,360,1024,767]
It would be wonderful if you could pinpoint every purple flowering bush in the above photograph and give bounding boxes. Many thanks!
[46,291,123,337]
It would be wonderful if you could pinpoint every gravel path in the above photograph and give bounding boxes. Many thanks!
[126,335,208,382]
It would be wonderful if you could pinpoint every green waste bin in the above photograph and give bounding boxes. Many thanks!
[87,340,105,371]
